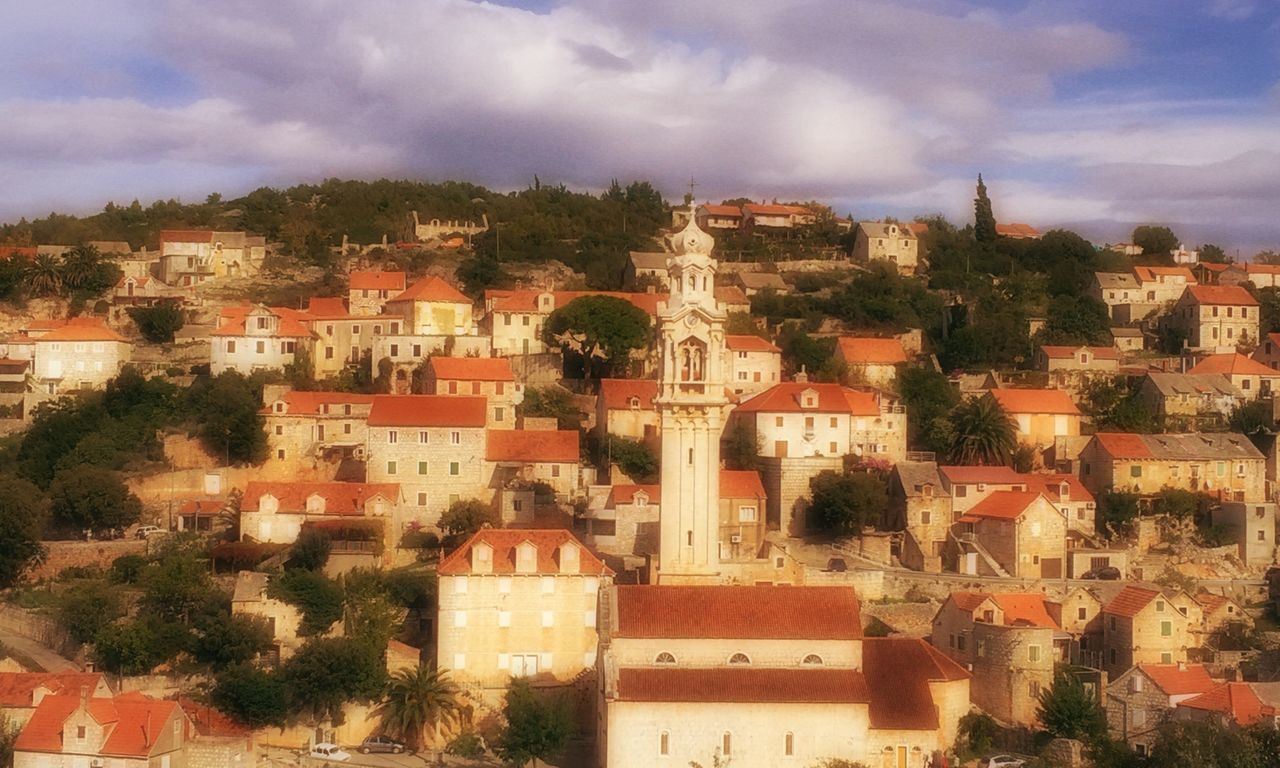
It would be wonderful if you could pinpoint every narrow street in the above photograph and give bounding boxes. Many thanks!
[0,631,80,672]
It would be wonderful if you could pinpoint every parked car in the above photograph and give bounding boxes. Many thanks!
[359,735,409,754]
[1082,566,1121,580]
[983,756,1026,768]
[135,525,163,539]
[309,743,351,762]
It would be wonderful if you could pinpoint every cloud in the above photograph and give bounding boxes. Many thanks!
[1208,0,1256,20]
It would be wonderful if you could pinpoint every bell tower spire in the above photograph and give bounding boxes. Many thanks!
[655,215,728,583]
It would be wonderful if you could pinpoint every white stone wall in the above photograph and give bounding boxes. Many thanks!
[366,425,488,527]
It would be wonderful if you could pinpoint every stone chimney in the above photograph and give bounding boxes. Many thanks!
[795,366,809,384]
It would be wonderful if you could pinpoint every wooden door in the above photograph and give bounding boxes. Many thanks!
[1041,557,1063,579]
[775,440,788,458]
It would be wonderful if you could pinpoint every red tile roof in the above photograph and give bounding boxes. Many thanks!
[486,430,579,463]
[1104,585,1161,618]
[743,203,795,217]
[1185,284,1258,306]
[389,276,470,304]
[1026,473,1094,504]
[734,382,881,416]
[367,395,487,427]
[304,297,351,318]
[36,318,127,343]
[725,335,780,353]
[720,470,766,499]
[1180,683,1272,725]
[241,481,400,515]
[862,638,970,730]
[1188,353,1280,377]
[991,593,1061,629]
[1138,663,1218,696]
[1193,591,1236,615]
[1092,432,1154,459]
[988,388,1081,415]
[599,378,658,410]
[938,466,1027,485]
[348,271,406,291]
[615,667,869,704]
[16,694,183,757]
[261,390,375,415]
[606,484,660,506]
[0,246,37,259]
[178,698,251,738]
[0,672,107,707]
[437,529,611,576]
[615,585,861,640]
[160,229,213,244]
[836,337,909,365]
[210,305,314,338]
[429,356,515,382]
[177,499,221,516]
[965,491,1045,521]
[995,223,1041,238]
[949,592,993,613]
[700,204,743,218]
[1039,345,1119,360]
[1134,265,1197,284]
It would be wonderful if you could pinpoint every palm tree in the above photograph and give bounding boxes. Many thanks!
[372,665,461,750]
[22,254,62,297]
[60,244,103,291]
[947,395,1017,465]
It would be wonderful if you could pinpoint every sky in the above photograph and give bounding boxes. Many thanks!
[2,0,1279,253]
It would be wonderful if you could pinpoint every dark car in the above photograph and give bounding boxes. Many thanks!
[1082,566,1122,580]
[359,735,409,754]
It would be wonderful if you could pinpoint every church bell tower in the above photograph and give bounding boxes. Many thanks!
[655,214,728,583]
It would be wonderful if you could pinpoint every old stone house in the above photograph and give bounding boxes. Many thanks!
[262,389,375,467]
[1138,372,1242,428]
[853,221,918,274]
[1186,353,1280,400]
[426,355,522,427]
[834,336,910,390]
[14,693,190,768]
[383,276,475,336]
[1167,285,1259,354]
[1102,586,1194,676]
[724,335,781,396]
[950,491,1067,579]
[1106,663,1219,756]
[985,388,1081,450]
[347,270,406,316]
[890,461,950,572]
[1078,432,1265,501]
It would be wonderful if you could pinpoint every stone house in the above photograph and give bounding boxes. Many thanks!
[1111,327,1145,352]
[742,202,796,231]
[1059,587,1105,667]
[1218,262,1280,289]
[1175,682,1277,728]
[1193,591,1253,637]
[14,693,190,768]
[210,304,313,375]
[1209,500,1276,566]
[596,378,660,449]
[262,390,375,467]
[303,297,404,380]
[1078,432,1266,501]
[1105,663,1219,756]
[0,673,112,727]
[938,465,1029,515]
[1091,272,1143,320]
[238,480,400,553]
[232,571,331,662]
[347,270,406,316]
[1102,586,1194,676]
[718,470,768,561]
[1250,331,1280,371]
[853,221,918,274]
[435,529,612,702]
[486,429,581,498]
[112,275,166,306]
[834,336,910,390]
[581,483,660,559]
[1186,353,1280,400]
[985,388,1081,449]
[383,276,475,336]
[483,289,662,357]
[179,698,255,768]
[29,318,132,395]
[730,271,790,296]
[597,585,969,768]
[623,251,670,289]
[1035,345,1120,377]
[1167,285,1259,354]
[889,461,950,572]
[158,228,265,286]
[724,335,781,397]
[733,378,907,463]
[950,491,1068,579]
[930,591,1061,725]
[1133,266,1197,306]
[695,204,743,230]
[1138,372,1242,428]
[426,356,522,427]
[365,395,488,527]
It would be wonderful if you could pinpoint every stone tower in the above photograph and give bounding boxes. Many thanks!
[655,215,728,583]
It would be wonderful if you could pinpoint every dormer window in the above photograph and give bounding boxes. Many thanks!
[516,541,538,574]
[628,396,640,409]
[274,402,285,413]
[305,494,325,514]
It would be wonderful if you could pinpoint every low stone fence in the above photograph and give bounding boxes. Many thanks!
[0,604,76,658]
[27,539,147,581]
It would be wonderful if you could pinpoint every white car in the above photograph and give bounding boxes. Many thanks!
[985,756,1026,768]
[309,743,351,762]
[135,525,163,539]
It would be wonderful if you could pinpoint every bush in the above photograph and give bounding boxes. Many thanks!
[267,569,344,636]
[287,528,331,571]
[437,499,499,541]
[212,663,288,728]
[109,554,148,584]
[48,467,142,536]
[126,303,184,343]
[446,731,485,758]
[56,582,123,644]
[958,712,997,757]
[607,436,657,482]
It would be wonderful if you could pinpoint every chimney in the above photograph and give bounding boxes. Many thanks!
[1177,661,1186,672]
[795,366,809,384]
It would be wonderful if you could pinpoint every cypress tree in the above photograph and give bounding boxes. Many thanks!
[974,174,997,243]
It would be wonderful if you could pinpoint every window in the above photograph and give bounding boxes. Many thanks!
[419,431,429,444]
[775,416,784,427]
[495,407,504,422]
[454,610,467,627]
[660,731,669,757]
[1217,462,1226,477]
[802,654,823,665]
[1078,607,1088,621]
[1028,645,1041,663]
[275,425,283,435]
[1259,529,1267,542]
[498,611,511,627]
[390,344,399,357]
[921,509,931,525]
[450,461,460,476]
[957,635,967,651]
[955,485,968,498]
[1155,600,1164,612]
[388,430,398,444]
[1130,464,1142,478]
[418,461,429,475]
[1161,652,1172,663]
[387,461,397,475]
[472,381,482,395]
[728,653,750,665]
[541,611,554,627]
[785,732,794,757]
[722,732,732,756]
[1160,621,1172,637]
[1132,709,1147,727]
[256,340,265,354]
[77,725,86,739]
[739,505,758,522]
[451,431,461,445]
[227,340,236,353]
[277,449,285,460]
[417,492,427,506]
[551,465,561,478]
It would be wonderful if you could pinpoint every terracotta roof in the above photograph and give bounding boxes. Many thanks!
[938,465,1026,485]
[36,318,127,343]
[262,390,375,415]
[965,491,1045,521]
[160,229,213,244]
[16,694,183,757]
[715,286,750,306]
[991,593,1061,629]
[1179,683,1272,725]
[429,356,515,382]
[949,592,992,613]
[210,305,314,338]
[836,337,909,365]
[1134,265,1197,284]
[725,335,780,353]
[1103,585,1161,618]
[486,289,663,316]
[988,388,1081,415]
[720,470,766,499]
[178,698,251,738]
[1193,591,1235,614]
[862,638,970,730]
[614,585,861,640]
[241,481,400,515]
[348,271,406,291]
[743,203,795,217]
[177,499,221,516]
[1188,353,1280,377]
[906,222,929,236]
[1093,432,1154,459]
[615,667,869,704]
[995,223,1041,238]
[304,297,351,318]
[437,529,611,576]
[734,382,881,416]
[1185,285,1258,307]
[606,484,660,506]
[1138,663,1218,696]
[1025,473,1094,504]
[367,395,487,427]
[486,430,579,462]
[0,672,107,707]
[0,246,37,259]
[700,204,743,218]
[599,378,658,410]
[1092,432,1262,461]
[1039,345,1120,360]
[115,275,151,288]
[389,276,470,304]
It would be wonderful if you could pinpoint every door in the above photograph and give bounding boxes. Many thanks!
[775,440,788,458]
[896,746,907,768]
[1041,557,1063,579]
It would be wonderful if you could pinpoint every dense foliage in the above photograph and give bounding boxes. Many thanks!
[808,471,889,534]
[498,678,573,768]
[126,302,185,343]
[544,295,652,378]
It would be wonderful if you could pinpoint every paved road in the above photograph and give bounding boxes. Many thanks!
[0,631,79,672]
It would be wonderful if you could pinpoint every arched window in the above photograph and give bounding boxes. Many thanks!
[802,654,824,665]
[728,653,750,665]
[659,731,669,756]
[655,652,676,664]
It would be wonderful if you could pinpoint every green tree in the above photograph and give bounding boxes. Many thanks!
[0,713,19,768]
[190,612,273,668]
[0,476,48,587]
[281,637,386,724]
[287,528,331,571]
[47,467,142,535]
[808,471,889,534]
[60,244,119,295]
[57,581,124,644]
[374,665,462,750]
[974,174,997,243]
[1146,720,1260,768]
[1257,250,1280,266]
[1037,670,1106,741]
[498,678,573,768]
[140,551,213,624]
[519,386,582,430]
[457,254,510,297]
[1096,491,1139,538]
[127,303,185,343]
[437,499,500,541]
[898,367,960,454]
[1132,225,1179,257]
[268,569,344,636]
[606,436,658,482]
[1198,243,1229,263]
[1229,400,1272,450]
[22,253,63,296]
[1082,378,1159,433]
[722,420,760,471]
[544,296,652,379]
[1037,295,1111,346]
[185,371,267,464]
[946,396,1016,465]
[211,663,288,728]
[93,616,189,675]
